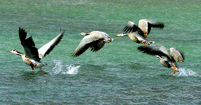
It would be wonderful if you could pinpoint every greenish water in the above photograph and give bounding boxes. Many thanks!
[0,0,200,104]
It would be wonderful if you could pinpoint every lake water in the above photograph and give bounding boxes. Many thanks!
[0,0,200,104]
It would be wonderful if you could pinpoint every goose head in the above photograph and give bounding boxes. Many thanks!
[10,49,23,56]
[116,33,127,37]
[79,32,89,36]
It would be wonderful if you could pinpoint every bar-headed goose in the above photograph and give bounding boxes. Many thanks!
[116,19,164,46]
[10,27,65,73]
[137,45,184,75]
[72,31,113,57]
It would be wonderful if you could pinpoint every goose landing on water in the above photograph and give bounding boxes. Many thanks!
[10,27,65,73]
[137,45,184,75]
[72,31,113,57]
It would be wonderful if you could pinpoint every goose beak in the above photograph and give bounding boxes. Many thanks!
[10,50,13,53]
[116,34,120,37]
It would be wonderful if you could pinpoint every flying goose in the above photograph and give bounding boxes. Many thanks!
[72,31,113,57]
[116,19,163,46]
[123,19,164,37]
[137,45,184,75]
[10,27,65,73]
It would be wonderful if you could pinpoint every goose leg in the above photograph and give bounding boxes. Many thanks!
[171,71,176,76]
[172,65,179,72]
[171,65,179,76]
[141,41,147,46]
[40,68,47,74]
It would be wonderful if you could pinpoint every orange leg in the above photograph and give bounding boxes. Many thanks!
[141,41,147,46]
[171,65,179,75]
[172,65,179,72]
[40,68,47,74]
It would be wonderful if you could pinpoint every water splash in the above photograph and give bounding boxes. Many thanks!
[175,68,198,77]
[63,65,80,75]
[51,59,80,75]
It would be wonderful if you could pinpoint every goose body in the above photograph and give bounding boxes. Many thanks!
[138,45,184,75]
[10,27,65,73]
[116,32,154,46]
[72,31,113,57]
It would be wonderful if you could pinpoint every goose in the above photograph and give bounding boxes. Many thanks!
[10,27,65,73]
[72,31,113,57]
[137,45,184,75]
[123,19,164,37]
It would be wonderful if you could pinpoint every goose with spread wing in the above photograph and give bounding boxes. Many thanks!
[116,19,164,46]
[72,31,113,57]
[10,27,65,73]
[137,45,184,75]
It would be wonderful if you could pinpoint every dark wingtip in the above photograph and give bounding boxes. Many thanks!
[159,22,165,28]
[152,22,165,29]
[71,53,79,57]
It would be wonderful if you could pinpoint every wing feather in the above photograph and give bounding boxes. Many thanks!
[90,40,105,52]
[38,31,65,58]
[19,27,40,61]
[170,47,185,62]
[123,21,145,37]
[137,45,171,60]
[72,34,104,57]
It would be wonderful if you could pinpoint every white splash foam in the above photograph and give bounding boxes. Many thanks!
[51,59,80,75]
[63,65,80,75]
[51,59,63,75]
[175,68,198,77]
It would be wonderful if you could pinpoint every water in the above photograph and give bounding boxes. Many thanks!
[0,0,201,104]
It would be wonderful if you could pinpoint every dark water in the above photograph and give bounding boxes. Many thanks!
[0,0,200,104]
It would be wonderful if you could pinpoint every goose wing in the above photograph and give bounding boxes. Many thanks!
[138,45,171,60]
[123,21,145,37]
[170,47,185,62]
[19,27,40,61]
[72,33,104,57]
[138,19,164,36]
[38,31,65,59]
[90,40,105,52]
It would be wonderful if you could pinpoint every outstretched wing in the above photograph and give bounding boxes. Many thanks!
[137,45,171,60]
[72,34,104,57]
[90,40,105,52]
[38,31,65,58]
[138,19,164,36]
[170,47,185,62]
[19,27,40,61]
[123,21,145,37]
